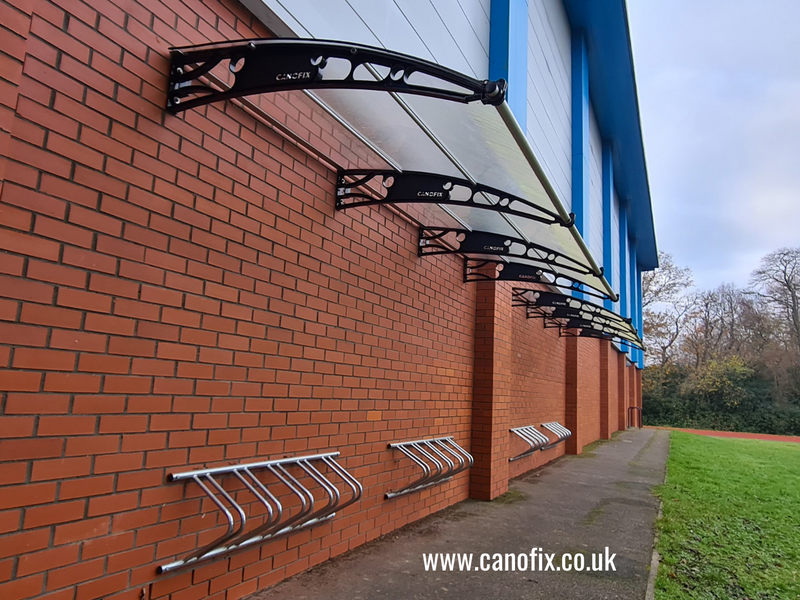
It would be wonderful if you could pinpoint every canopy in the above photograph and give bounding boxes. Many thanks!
[168,38,618,301]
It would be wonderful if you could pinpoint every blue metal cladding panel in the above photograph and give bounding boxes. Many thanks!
[618,205,629,353]
[562,0,657,270]
[489,0,529,130]
[570,32,590,241]
[602,142,614,311]
[629,240,638,363]
[636,268,644,367]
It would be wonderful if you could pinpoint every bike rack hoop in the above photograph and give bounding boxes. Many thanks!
[385,436,473,499]
[540,422,572,447]
[159,452,362,574]
[627,406,643,429]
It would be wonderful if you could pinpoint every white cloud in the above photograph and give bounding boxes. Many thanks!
[628,0,800,289]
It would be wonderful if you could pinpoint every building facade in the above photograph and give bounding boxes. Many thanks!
[0,1,655,599]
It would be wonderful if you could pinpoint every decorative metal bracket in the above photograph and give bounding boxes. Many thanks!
[512,289,644,349]
[337,171,572,227]
[385,436,473,499]
[509,426,552,462]
[465,259,611,301]
[158,452,362,573]
[421,229,591,274]
[167,39,506,113]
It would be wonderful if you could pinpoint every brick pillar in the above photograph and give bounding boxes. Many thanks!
[565,336,579,453]
[599,340,611,439]
[0,0,32,195]
[470,280,511,500]
[617,351,627,429]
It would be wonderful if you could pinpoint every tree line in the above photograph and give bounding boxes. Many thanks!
[642,248,800,435]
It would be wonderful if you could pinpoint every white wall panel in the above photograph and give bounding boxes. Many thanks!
[525,0,572,211]
[588,107,603,266]
[255,0,490,78]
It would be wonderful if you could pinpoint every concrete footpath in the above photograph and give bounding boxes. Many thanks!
[249,428,670,600]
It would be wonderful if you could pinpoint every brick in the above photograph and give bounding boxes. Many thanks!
[0,574,44,600]
[37,416,97,436]
[85,313,135,336]
[0,274,54,303]
[13,348,76,371]
[0,417,35,438]
[4,393,70,415]
[50,329,107,353]
[62,245,118,274]
[57,287,112,313]
[0,482,56,510]
[20,304,82,329]
[59,474,114,500]
[0,370,41,392]
[34,216,94,248]
[44,372,102,393]
[26,259,88,288]
[17,544,80,577]
[53,516,111,546]
[45,558,104,592]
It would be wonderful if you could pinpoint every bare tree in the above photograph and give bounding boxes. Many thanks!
[644,296,695,366]
[642,252,693,309]
[751,247,800,356]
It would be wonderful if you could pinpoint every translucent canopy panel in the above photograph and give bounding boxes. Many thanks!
[167,38,616,300]
[512,289,643,349]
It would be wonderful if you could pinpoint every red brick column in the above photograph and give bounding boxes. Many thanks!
[565,336,601,454]
[469,281,511,500]
[599,340,611,439]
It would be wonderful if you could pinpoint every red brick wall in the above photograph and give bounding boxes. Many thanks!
[0,2,478,599]
[0,0,646,598]
[507,288,567,478]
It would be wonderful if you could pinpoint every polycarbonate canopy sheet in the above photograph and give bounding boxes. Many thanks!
[312,87,610,297]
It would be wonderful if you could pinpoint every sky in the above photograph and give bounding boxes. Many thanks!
[627,0,800,290]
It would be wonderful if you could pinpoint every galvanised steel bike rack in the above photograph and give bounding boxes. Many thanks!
[509,422,572,461]
[509,425,552,462]
[385,436,473,499]
[628,406,643,429]
[541,421,572,445]
[158,452,362,573]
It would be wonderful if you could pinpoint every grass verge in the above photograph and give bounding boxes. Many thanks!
[655,431,800,598]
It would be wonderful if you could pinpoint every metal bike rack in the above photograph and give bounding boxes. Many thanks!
[509,426,552,462]
[385,436,473,499]
[158,452,362,573]
[541,422,572,446]
[628,406,643,429]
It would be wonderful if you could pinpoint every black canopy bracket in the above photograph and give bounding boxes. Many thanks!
[464,259,612,301]
[511,289,644,349]
[167,38,507,113]
[337,171,571,227]
[420,228,592,275]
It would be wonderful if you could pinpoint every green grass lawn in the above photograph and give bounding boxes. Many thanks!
[655,431,800,599]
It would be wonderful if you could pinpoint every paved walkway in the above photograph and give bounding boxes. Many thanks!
[647,426,800,444]
[248,428,670,600]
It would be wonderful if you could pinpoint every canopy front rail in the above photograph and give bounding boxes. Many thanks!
[159,452,362,573]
